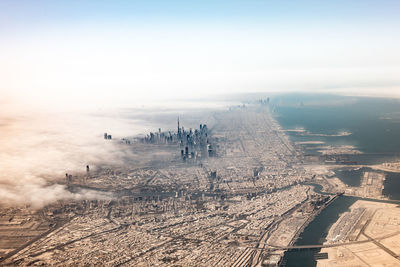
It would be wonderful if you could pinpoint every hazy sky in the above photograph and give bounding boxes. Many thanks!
[2,0,400,109]
[1,0,400,207]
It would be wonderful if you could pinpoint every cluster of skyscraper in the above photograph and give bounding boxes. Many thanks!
[258,97,270,105]
[142,117,215,161]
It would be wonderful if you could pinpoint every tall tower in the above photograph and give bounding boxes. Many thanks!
[177,117,181,138]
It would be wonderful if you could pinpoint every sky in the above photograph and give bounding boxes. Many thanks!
[1,0,400,109]
[1,0,400,207]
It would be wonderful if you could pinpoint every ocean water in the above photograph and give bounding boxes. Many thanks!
[382,172,400,200]
[273,94,400,200]
[273,94,400,162]
[275,94,400,266]
[333,167,369,187]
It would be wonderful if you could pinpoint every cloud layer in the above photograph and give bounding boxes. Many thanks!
[0,107,145,208]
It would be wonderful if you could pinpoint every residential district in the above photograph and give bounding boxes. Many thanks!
[1,103,399,266]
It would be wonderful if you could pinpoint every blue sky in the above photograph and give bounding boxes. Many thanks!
[1,1,400,108]
[2,1,400,24]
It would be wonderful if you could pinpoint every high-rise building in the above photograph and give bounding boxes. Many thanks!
[177,117,181,138]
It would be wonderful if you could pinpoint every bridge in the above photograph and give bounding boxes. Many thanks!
[248,230,400,251]
[250,239,372,251]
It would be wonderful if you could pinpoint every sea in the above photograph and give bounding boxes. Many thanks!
[272,93,400,266]
[272,93,400,196]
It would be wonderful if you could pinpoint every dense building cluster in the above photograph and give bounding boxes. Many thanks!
[142,118,215,161]
[0,104,330,266]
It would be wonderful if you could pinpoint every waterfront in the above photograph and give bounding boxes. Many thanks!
[273,94,400,165]
[275,94,400,265]
[2,94,400,266]
[282,196,356,266]
[331,168,400,200]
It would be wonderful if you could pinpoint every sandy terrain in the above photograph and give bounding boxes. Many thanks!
[318,200,400,266]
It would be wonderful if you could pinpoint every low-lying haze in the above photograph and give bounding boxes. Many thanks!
[2,0,400,208]
[0,101,228,208]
